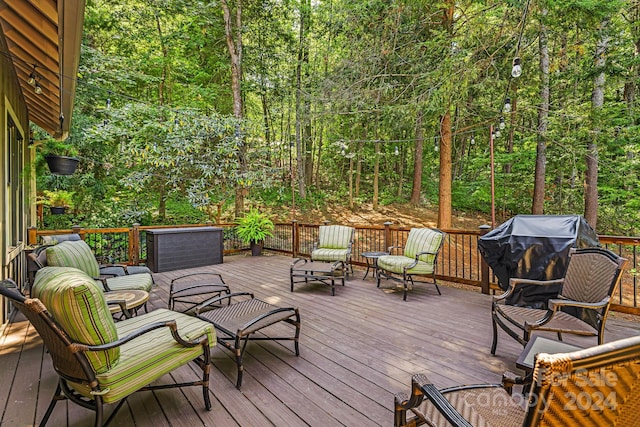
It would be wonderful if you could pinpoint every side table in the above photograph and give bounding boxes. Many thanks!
[105,289,149,318]
[361,251,389,280]
[516,335,582,394]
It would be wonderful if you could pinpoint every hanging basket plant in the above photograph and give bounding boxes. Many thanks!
[45,155,79,175]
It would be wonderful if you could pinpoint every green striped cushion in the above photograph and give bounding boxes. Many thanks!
[70,308,216,403]
[377,255,435,275]
[317,225,353,249]
[404,228,443,264]
[312,248,349,262]
[96,273,153,292]
[46,240,101,278]
[31,267,119,374]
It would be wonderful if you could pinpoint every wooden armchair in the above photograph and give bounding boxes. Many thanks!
[491,247,627,355]
[0,268,215,427]
[377,228,445,301]
[311,225,355,277]
[394,335,640,426]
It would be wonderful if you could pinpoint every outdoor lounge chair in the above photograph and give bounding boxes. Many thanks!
[310,225,355,277]
[377,228,445,301]
[491,247,627,355]
[29,239,153,294]
[0,267,215,427]
[394,335,640,427]
[40,233,153,278]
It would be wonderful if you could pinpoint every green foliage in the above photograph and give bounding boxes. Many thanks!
[41,190,75,208]
[235,209,275,244]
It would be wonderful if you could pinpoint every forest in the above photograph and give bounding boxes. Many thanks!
[34,0,640,235]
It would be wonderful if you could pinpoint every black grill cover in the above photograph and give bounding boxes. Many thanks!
[478,215,599,307]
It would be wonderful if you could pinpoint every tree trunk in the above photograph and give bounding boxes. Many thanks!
[437,1,455,229]
[533,11,549,215]
[295,0,310,199]
[410,110,424,205]
[373,140,380,210]
[586,18,610,228]
[221,0,246,216]
[437,111,452,229]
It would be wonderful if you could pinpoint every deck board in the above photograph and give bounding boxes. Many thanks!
[2,253,639,426]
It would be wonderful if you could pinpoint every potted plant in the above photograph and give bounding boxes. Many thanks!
[42,190,74,214]
[235,209,274,256]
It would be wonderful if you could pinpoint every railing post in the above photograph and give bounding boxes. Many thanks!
[131,223,140,265]
[28,226,38,245]
[479,224,491,294]
[383,221,393,251]
[292,220,299,258]
[72,225,83,239]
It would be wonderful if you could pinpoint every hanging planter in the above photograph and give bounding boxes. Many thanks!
[45,155,79,175]
[49,206,67,215]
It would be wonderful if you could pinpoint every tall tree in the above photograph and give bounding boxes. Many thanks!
[221,0,247,216]
[533,8,549,214]
[410,110,424,205]
[585,17,610,228]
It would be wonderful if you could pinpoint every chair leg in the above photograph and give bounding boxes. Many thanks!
[39,382,63,427]
[490,313,499,355]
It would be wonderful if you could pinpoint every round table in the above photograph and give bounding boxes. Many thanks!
[105,289,149,317]
[361,251,389,280]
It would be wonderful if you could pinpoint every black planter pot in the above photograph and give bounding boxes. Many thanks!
[250,241,264,256]
[49,206,67,215]
[45,155,79,175]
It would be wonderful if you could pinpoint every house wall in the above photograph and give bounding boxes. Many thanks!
[0,29,31,328]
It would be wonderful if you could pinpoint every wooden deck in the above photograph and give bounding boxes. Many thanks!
[2,254,639,426]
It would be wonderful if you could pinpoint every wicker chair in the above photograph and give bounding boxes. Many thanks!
[491,247,627,355]
[394,335,640,427]
[376,228,445,301]
[0,269,215,427]
[311,225,355,277]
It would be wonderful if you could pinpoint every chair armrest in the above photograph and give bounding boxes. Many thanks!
[501,370,531,395]
[548,297,609,311]
[76,320,208,352]
[100,264,128,275]
[194,292,255,314]
[394,373,474,427]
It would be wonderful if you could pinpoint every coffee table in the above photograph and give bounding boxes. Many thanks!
[105,289,149,318]
[290,258,346,296]
[168,272,231,313]
[195,292,300,389]
[361,251,389,280]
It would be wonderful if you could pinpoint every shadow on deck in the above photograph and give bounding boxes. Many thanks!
[1,254,639,426]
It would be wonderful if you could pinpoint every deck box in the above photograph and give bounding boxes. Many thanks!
[146,227,223,273]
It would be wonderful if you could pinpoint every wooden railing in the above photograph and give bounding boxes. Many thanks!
[27,223,640,315]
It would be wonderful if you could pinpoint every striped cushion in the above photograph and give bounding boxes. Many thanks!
[31,267,119,374]
[69,309,216,403]
[403,228,443,265]
[317,225,353,249]
[46,240,101,278]
[96,273,153,293]
[377,255,435,275]
[311,248,349,262]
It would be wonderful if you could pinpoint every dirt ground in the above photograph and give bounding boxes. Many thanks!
[289,202,492,231]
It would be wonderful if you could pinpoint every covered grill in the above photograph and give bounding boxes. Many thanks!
[478,215,599,307]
